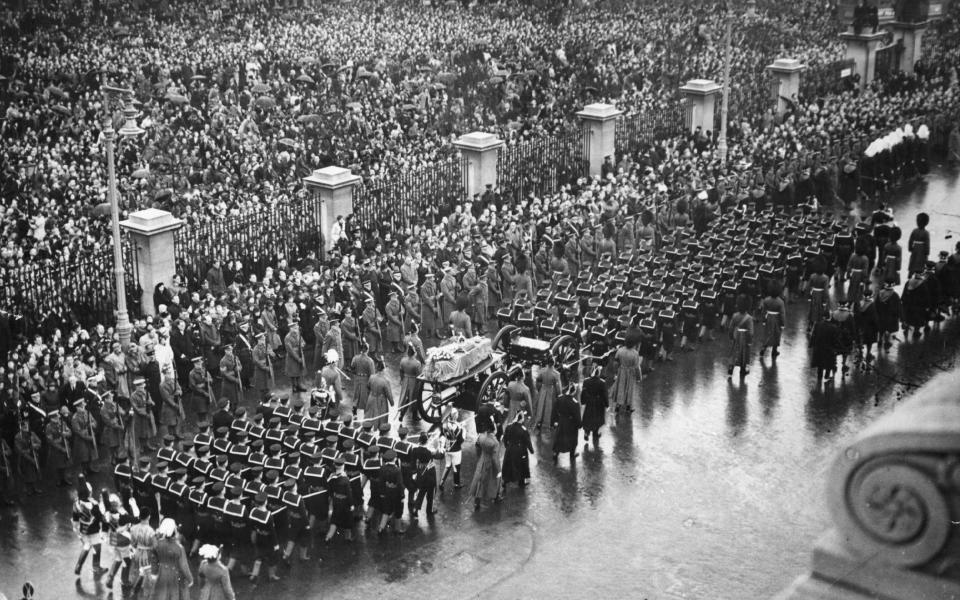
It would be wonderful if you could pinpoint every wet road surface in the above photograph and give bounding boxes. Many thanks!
[1,166,959,600]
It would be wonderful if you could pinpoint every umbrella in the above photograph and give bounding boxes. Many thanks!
[321,62,339,70]
[337,65,352,74]
[278,137,297,148]
[154,188,173,201]
[585,86,598,94]
[132,167,151,179]
[150,155,172,166]
[431,83,446,90]
[401,104,416,111]
[296,113,322,124]
[52,104,71,116]
[494,69,511,78]
[324,107,341,116]
[253,96,276,109]
[93,202,112,217]
[191,74,207,81]
[251,82,271,94]
[165,94,188,105]
[295,74,314,84]
[46,85,68,100]
[417,65,433,73]
[299,57,318,65]
[346,101,362,110]
[356,67,373,79]
[489,76,504,84]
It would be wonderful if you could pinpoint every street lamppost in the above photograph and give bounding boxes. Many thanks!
[102,83,145,348]
[717,0,757,169]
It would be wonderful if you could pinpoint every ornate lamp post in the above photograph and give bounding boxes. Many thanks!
[102,84,145,348]
[717,0,757,169]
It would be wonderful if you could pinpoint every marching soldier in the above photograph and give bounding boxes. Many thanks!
[220,344,243,410]
[376,449,405,535]
[248,492,282,583]
[325,456,354,542]
[72,480,107,577]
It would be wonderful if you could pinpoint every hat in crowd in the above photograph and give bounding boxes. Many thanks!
[191,356,203,364]
[133,378,146,386]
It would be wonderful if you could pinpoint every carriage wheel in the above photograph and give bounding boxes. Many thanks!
[491,325,518,354]
[477,370,509,412]
[550,334,581,386]
[416,381,448,425]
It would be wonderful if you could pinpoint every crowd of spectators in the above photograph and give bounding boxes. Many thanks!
[0,0,851,280]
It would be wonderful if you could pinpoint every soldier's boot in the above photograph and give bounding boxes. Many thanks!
[248,559,262,583]
[453,467,462,488]
[267,566,280,582]
[105,560,121,589]
[298,545,310,561]
[92,547,107,576]
[74,549,90,576]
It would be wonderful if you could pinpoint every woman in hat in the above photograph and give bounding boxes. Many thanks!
[197,544,235,600]
[150,518,193,600]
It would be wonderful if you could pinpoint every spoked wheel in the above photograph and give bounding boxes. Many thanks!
[477,370,509,412]
[416,381,448,425]
[491,325,518,354]
[550,334,581,386]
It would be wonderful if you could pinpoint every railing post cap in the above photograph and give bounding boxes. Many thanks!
[679,79,722,96]
[576,103,623,121]
[453,131,504,151]
[120,208,182,235]
[303,166,362,190]
[766,58,806,73]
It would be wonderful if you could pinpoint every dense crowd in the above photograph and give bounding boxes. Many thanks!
[0,0,852,282]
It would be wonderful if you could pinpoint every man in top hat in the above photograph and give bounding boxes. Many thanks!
[219,344,243,410]
[284,322,308,393]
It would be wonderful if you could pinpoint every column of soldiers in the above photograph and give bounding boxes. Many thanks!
[72,393,443,590]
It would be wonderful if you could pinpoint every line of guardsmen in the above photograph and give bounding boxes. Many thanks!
[498,202,892,370]
[109,391,439,584]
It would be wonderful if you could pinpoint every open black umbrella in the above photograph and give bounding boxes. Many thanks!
[296,113,322,124]
[253,96,276,109]
[251,82,271,94]
[295,73,315,84]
